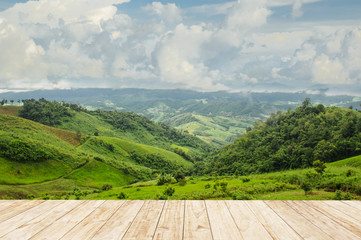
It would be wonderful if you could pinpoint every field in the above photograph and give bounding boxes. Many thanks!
[16,154,360,201]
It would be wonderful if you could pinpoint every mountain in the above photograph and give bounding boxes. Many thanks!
[0,89,361,147]
[0,100,212,198]
[208,100,361,175]
[2,88,360,146]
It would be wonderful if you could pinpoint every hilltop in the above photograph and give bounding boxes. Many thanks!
[209,99,361,175]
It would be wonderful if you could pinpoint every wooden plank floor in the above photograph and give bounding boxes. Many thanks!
[0,200,360,239]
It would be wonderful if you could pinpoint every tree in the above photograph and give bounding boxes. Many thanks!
[301,181,312,195]
[174,169,185,182]
[163,186,175,196]
[313,160,326,175]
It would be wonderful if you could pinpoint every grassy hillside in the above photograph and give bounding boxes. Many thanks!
[16,99,213,158]
[164,113,255,146]
[55,154,361,201]
[0,111,196,199]
[210,101,361,175]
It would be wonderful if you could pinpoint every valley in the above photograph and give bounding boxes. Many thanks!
[1,91,361,200]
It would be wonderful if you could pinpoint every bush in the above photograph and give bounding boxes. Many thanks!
[163,186,175,197]
[232,192,253,200]
[346,169,355,177]
[240,177,251,183]
[301,181,312,195]
[204,183,211,189]
[220,181,228,192]
[157,174,174,185]
[333,190,343,200]
[174,170,185,182]
[117,192,127,199]
[101,184,113,191]
[0,138,50,162]
[313,160,326,175]
[178,179,187,186]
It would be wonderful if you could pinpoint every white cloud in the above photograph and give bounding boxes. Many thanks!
[154,24,228,91]
[312,54,348,84]
[0,0,360,93]
[292,0,304,18]
[143,2,182,25]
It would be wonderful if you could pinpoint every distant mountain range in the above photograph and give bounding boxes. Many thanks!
[1,88,360,146]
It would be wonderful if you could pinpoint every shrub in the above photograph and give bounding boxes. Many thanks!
[117,192,127,199]
[346,169,355,177]
[163,187,175,197]
[240,177,251,183]
[232,192,253,200]
[301,182,312,195]
[174,170,185,182]
[313,160,326,175]
[157,174,174,185]
[204,183,211,189]
[101,184,113,191]
[178,179,187,186]
[333,190,343,200]
[220,181,228,192]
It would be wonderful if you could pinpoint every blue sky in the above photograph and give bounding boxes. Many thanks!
[1,0,361,94]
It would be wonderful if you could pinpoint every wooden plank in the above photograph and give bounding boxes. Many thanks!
[122,200,165,240]
[266,201,333,240]
[342,201,361,211]
[286,200,361,240]
[153,200,185,240]
[206,200,243,240]
[306,200,361,237]
[323,201,361,222]
[1,200,83,240]
[0,200,43,223]
[183,200,213,240]
[60,200,124,240]
[31,200,104,240]
[0,200,62,238]
[91,200,144,240]
[246,201,302,240]
[226,201,272,240]
[0,200,26,212]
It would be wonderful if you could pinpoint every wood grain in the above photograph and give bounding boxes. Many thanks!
[286,200,361,240]
[60,200,124,240]
[0,200,360,239]
[0,200,61,238]
[266,200,332,240]
[1,200,83,240]
[306,200,361,237]
[153,200,185,240]
[92,200,144,240]
[246,200,302,240]
[226,200,272,240]
[0,200,44,223]
[31,200,104,240]
[206,200,243,240]
[183,200,213,240]
[122,200,165,240]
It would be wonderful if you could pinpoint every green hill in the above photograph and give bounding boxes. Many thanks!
[0,109,198,198]
[209,100,361,175]
[17,99,213,158]
[163,113,255,146]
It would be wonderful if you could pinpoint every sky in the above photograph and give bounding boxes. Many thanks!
[0,0,361,94]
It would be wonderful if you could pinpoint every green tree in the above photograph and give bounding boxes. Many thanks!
[313,160,326,175]
[301,181,312,196]
[174,169,185,182]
